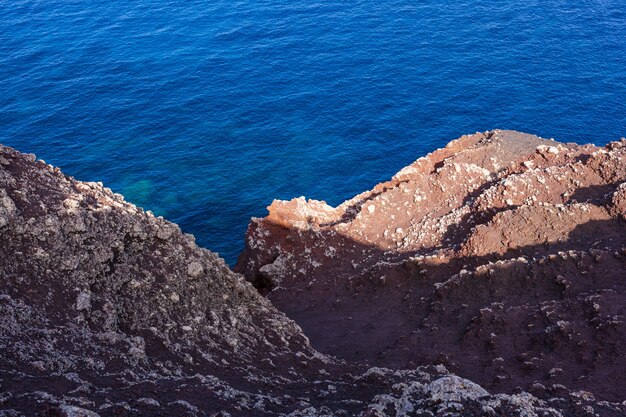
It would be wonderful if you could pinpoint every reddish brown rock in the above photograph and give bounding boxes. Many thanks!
[8,141,623,416]
[236,130,626,402]
[3,135,626,416]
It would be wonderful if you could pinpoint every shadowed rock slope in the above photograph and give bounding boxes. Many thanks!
[1,139,624,416]
[237,130,626,404]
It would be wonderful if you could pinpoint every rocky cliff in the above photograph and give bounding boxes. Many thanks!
[1,131,625,416]
[236,130,626,405]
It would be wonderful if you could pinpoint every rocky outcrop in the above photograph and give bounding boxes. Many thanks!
[0,145,325,416]
[1,135,625,417]
[237,130,626,404]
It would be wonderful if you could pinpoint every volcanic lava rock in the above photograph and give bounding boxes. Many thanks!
[0,144,324,416]
[236,130,626,404]
[1,138,624,416]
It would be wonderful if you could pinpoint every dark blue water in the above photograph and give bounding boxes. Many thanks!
[1,1,625,264]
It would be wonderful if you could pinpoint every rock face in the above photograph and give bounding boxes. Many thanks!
[0,145,325,416]
[1,135,625,417]
[237,130,626,404]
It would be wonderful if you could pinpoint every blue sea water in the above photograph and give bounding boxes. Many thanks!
[1,1,625,265]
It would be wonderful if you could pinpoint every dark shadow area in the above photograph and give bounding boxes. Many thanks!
[236,181,626,402]
[567,182,622,204]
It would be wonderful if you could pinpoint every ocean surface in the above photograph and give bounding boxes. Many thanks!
[1,1,625,265]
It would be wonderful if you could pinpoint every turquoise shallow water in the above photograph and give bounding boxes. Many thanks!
[1,1,625,264]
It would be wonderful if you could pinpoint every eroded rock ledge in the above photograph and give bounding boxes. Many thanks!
[236,130,626,404]
[0,132,624,417]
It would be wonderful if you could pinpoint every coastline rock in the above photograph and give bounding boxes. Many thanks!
[0,144,325,415]
[1,135,624,416]
[236,130,626,403]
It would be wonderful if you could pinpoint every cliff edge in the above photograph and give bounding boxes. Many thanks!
[1,132,625,416]
[237,130,626,403]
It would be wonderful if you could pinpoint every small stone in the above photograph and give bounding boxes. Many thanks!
[367,205,376,214]
[0,190,16,213]
[137,398,160,407]
[187,262,204,278]
[55,405,101,417]
[63,198,81,214]
[536,144,560,156]
[530,383,546,394]
[425,375,489,402]
[156,225,173,240]
[76,291,91,311]
[547,146,560,154]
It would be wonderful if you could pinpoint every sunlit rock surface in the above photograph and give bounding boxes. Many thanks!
[237,130,626,405]
[1,133,625,416]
